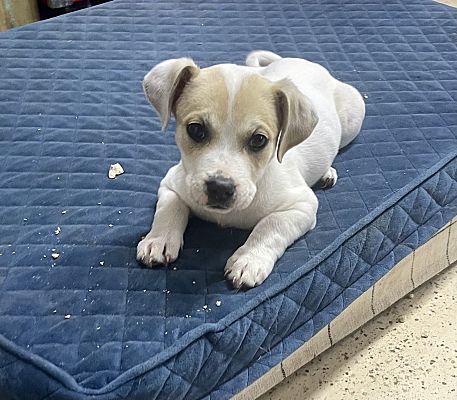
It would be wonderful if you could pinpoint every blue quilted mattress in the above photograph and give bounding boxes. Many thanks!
[0,0,456,399]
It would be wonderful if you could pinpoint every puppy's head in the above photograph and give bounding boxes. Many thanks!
[143,58,318,213]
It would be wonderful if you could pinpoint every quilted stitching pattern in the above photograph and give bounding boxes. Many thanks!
[0,0,456,399]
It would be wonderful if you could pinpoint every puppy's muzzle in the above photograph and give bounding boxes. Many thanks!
[205,175,236,209]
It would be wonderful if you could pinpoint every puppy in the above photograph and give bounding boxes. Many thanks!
[137,50,365,288]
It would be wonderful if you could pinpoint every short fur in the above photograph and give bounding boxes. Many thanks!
[137,50,365,288]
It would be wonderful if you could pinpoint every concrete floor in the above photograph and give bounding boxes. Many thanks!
[259,265,457,400]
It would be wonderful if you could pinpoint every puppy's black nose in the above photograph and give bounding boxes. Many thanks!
[206,176,235,207]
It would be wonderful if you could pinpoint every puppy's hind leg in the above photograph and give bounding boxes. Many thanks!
[316,167,338,189]
[334,82,366,149]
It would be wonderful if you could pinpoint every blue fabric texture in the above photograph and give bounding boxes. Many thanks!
[0,0,456,399]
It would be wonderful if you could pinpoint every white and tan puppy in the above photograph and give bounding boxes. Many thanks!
[137,50,365,288]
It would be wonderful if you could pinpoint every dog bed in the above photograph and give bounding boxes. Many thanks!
[0,0,455,399]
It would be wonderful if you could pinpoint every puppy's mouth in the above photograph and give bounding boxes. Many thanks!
[206,203,234,213]
[208,204,229,210]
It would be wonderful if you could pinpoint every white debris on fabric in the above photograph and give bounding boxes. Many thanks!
[108,162,124,179]
[215,301,221,307]
[64,314,71,319]
[51,253,59,260]
[99,261,104,266]
[55,226,61,235]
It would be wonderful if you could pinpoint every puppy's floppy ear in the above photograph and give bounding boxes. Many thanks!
[143,58,200,129]
[274,79,319,162]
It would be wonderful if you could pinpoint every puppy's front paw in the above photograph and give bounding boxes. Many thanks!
[136,234,182,267]
[224,248,275,289]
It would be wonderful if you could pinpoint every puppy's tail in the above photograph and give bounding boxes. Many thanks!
[246,50,282,67]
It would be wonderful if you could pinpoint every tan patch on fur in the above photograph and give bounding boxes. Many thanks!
[232,74,280,167]
[174,68,279,170]
[175,68,228,128]
[173,68,228,154]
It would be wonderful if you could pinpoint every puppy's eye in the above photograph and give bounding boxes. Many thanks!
[248,133,268,152]
[186,123,206,143]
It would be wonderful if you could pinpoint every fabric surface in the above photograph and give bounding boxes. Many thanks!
[0,0,456,399]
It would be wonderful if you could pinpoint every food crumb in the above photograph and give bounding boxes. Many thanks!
[55,226,61,235]
[192,281,196,285]
[99,261,104,266]
[203,305,208,310]
[108,163,124,179]
[108,224,113,228]
[64,314,71,319]
[96,326,101,330]
[51,253,60,259]
[61,210,67,214]
[216,300,221,307]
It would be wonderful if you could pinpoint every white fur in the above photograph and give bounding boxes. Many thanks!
[137,51,365,288]
[216,64,253,113]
